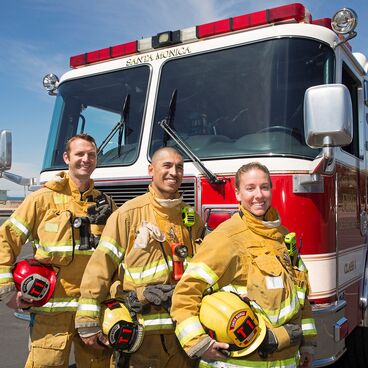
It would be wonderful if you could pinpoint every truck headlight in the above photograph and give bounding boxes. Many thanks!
[42,73,59,95]
[331,8,357,35]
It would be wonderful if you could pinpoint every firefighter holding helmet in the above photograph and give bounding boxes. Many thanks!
[0,134,116,367]
[171,162,317,368]
[100,299,145,355]
[76,147,204,367]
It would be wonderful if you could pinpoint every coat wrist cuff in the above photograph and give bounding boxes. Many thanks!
[272,326,291,350]
[188,336,214,358]
[78,326,101,338]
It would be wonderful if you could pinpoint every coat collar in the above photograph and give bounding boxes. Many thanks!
[45,171,95,201]
[239,205,284,241]
[148,185,183,219]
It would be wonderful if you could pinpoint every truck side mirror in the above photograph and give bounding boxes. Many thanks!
[304,84,353,149]
[0,130,12,172]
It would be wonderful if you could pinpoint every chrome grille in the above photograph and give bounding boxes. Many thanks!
[96,179,196,207]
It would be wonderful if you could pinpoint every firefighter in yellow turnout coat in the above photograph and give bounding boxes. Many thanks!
[0,134,115,367]
[171,162,317,368]
[76,147,204,368]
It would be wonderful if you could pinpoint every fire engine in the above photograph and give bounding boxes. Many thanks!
[2,2,367,366]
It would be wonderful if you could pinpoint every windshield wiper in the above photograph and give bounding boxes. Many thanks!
[158,90,226,185]
[98,94,130,156]
[79,114,86,133]
[162,90,176,147]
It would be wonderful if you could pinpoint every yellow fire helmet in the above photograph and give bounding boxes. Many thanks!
[101,299,144,353]
[199,291,266,357]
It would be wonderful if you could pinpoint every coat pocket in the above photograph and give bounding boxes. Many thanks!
[291,264,310,306]
[36,209,74,266]
[31,332,69,366]
[247,255,284,309]
[247,254,301,326]
[30,313,71,366]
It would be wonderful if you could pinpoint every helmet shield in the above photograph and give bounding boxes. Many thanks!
[108,320,144,352]
[20,273,50,301]
[12,259,56,307]
[200,291,266,357]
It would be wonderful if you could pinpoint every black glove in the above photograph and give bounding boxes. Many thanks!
[143,284,175,310]
[283,324,302,346]
[124,291,143,314]
[258,329,278,358]
[258,324,303,358]
[87,204,112,225]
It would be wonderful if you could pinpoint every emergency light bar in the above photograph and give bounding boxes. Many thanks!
[199,2,310,38]
[69,3,321,69]
[70,41,137,68]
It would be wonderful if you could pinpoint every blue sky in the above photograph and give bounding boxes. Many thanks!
[0,0,367,196]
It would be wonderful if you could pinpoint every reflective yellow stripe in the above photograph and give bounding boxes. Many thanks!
[0,272,13,280]
[220,284,248,295]
[176,316,206,346]
[250,289,301,327]
[0,266,13,284]
[77,299,101,318]
[199,354,299,367]
[35,242,94,256]
[32,298,79,312]
[302,318,317,336]
[184,262,219,285]
[8,216,30,239]
[36,243,74,253]
[78,298,100,310]
[124,258,172,285]
[142,312,174,331]
[297,287,306,306]
[98,237,124,264]
[36,242,74,250]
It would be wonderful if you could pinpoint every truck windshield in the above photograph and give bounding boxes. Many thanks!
[42,65,150,171]
[150,38,334,159]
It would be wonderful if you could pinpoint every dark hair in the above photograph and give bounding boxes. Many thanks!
[151,146,183,164]
[235,162,272,189]
[65,134,97,156]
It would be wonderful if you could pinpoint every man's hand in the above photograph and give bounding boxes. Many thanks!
[87,204,112,225]
[258,328,278,358]
[124,291,143,314]
[258,324,303,358]
[143,284,175,310]
[5,291,34,310]
[202,341,230,360]
[79,330,109,351]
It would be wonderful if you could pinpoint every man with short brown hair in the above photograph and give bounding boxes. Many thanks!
[0,133,115,367]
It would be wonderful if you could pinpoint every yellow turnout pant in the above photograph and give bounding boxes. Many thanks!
[25,312,112,368]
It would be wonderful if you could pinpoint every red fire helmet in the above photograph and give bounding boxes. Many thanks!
[12,259,56,307]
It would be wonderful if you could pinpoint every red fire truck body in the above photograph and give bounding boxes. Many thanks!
[38,3,368,366]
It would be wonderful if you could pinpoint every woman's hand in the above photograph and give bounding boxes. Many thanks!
[202,341,230,360]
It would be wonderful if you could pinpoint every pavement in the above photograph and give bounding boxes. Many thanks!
[0,303,77,367]
[0,225,30,367]
[0,302,29,367]
[0,232,77,368]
